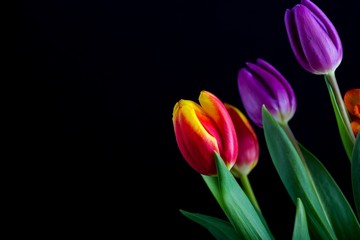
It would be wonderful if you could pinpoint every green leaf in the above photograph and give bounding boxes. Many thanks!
[179,209,240,240]
[197,168,272,239]
[202,175,223,208]
[325,80,354,160]
[292,198,310,240]
[352,136,360,218]
[214,153,274,240]
[262,106,336,239]
[300,143,360,238]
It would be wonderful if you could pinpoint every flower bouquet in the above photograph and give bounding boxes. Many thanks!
[172,0,360,239]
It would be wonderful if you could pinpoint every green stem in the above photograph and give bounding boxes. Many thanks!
[238,174,261,213]
[325,71,355,144]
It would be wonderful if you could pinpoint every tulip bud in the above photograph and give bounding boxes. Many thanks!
[344,88,360,136]
[237,58,297,128]
[172,90,238,176]
[285,0,342,75]
[225,103,259,176]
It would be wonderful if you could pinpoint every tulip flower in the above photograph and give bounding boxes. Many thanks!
[344,88,360,137]
[173,1,360,238]
[225,103,259,176]
[284,0,342,75]
[237,58,296,128]
[172,90,238,176]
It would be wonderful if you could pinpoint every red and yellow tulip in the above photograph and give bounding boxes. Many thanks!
[172,91,238,176]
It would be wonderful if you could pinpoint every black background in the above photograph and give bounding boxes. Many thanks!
[16,0,359,239]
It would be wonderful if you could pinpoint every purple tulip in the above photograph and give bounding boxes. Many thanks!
[237,59,296,128]
[285,0,342,75]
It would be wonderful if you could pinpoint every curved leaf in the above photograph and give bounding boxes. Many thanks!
[214,153,274,240]
[300,143,360,238]
[352,136,360,218]
[292,198,310,240]
[262,106,336,239]
[202,175,223,208]
[180,209,240,240]
[203,168,272,238]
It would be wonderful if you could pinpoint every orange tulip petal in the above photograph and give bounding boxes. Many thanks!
[344,88,360,117]
[351,119,360,137]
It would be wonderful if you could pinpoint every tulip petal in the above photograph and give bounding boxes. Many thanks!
[285,7,311,73]
[301,0,342,53]
[238,67,284,127]
[199,91,238,168]
[225,103,259,176]
[173,100,220,175]
[351,120,360,137]
[344,89,360,117]
[294,6,339,74]
[256,59,296,120]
